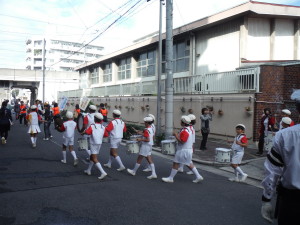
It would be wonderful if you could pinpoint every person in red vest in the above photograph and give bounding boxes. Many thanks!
[99,103,108,123]
[19,101,28,126]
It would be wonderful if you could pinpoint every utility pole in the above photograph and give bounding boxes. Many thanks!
[165,0,173,138]
[156,0,163,136]
[42,38,46,103]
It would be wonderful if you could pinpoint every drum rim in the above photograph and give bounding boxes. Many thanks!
[77,113,85,133]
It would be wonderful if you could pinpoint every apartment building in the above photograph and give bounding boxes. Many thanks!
[26,37,104,71]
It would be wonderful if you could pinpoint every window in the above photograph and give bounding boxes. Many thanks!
[103,63,112,83]
[118,57,131,80]
[136,50,156,77]
[90,67,99,84]
[173,41,190,72]
[162,40,190,73]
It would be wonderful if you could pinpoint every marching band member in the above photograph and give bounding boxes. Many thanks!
[280,117,292,129]
[59,111,78,166]
[83,105,97,157]
[227,124,248,182]
[83,113,108,180]
[104,110,126,171]
[26,105,41,148]
[178,114,196,173]
[279,109,294,130]
[162,116,204,183]
[261,90,300,224]
[127,116,157,179]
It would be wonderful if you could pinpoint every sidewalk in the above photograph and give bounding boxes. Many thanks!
[153,136,267,182]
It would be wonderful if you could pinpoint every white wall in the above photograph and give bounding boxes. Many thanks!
[247,18,271,60]
[273,19,294,60]
[195,20,241,75]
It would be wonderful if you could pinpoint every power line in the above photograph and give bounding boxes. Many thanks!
[49,0,145,68]
[0,13,85,29]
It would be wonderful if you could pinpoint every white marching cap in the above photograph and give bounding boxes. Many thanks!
[147,114,155,121]
[282,109,291,115]
[181,115,191,124]
[89,105,97,111]
[94,113,103,120]
[66,111,73,119]
[113,109,121,116]
[236,124,246,130]
[144,116,153,122]
[31,105,37,109]
[188,114,196,120]
[282,117,292,125]
[291,89,300,102]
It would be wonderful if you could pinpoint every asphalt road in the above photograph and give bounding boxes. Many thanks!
[0,121,270,225]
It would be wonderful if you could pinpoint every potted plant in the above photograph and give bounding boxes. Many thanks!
[188,108,193,114]
[145,105,150,110]
[118,105,122,109]
[218,109,224,116]
[180,106,186,113]
[141,106,145,111]
[245,106,253,115]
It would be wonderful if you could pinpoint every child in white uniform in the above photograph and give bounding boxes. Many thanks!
[60,111,78,166]
[83,105,97,157]
[26,105,41,148]
[83,113,108,180]
[104,110,127,171]
[162,116,204,183]
[127,116,157,179]
[178,114,197,174]
[227,124,248,182]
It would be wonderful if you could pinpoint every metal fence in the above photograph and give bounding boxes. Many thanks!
[58,68,259,98]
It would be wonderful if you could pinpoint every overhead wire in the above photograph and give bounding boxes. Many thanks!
[49,0,145,68]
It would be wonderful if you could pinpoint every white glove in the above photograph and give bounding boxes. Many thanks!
[261,201,274,223]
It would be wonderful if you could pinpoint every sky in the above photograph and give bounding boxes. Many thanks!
[0,0,300,69]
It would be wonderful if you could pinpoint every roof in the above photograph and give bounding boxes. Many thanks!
[75,1,300,71]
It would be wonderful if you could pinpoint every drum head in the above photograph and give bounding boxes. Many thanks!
[77,113,85,133]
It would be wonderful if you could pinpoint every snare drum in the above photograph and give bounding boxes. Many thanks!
[161,140,176,155]
[264,133,274,152]
[130,135,142,141]
[126,140,139,154]
[102,137,109,143]
[215,148,232,163]
[78,138,88,151]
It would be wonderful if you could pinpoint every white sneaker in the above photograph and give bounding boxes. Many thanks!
[228,177,240,182]
[61,160,66,164]
[98,173,107,180]
[162,177,174,183]
[1,137,6,144]
[143,168,152,172]
[117,166,126,172]
[193,176,204,183]
[43,138,49,141]
[32,143,36,148]
[127,169,136,176]
[147,174,157,180]
[240,174,248,182]
[74,159,79,166]
[84,170,91,175]
[103,163,111,168]
[186,171,193,175]
[178,168,184,173]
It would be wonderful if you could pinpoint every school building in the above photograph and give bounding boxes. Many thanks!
[58,1,300,141]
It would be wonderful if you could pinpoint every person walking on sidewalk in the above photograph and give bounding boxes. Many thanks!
[43,104,53,140]
[26,105,41,148]
[104,110,126,171]
[227,124,248,182]
[99,103,108,123]
[82,113,108,180]
[59,111,78,166]
[200,107,213,150]
[0,101,12,144]
[127,116,157,180]
[260,89,300,225]
[162,116,203,183]
[256,108,275,156]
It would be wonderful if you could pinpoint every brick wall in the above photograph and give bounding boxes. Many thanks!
[253,64,300,140]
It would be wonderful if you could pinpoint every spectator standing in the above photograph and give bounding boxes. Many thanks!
[200,107,213,150]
